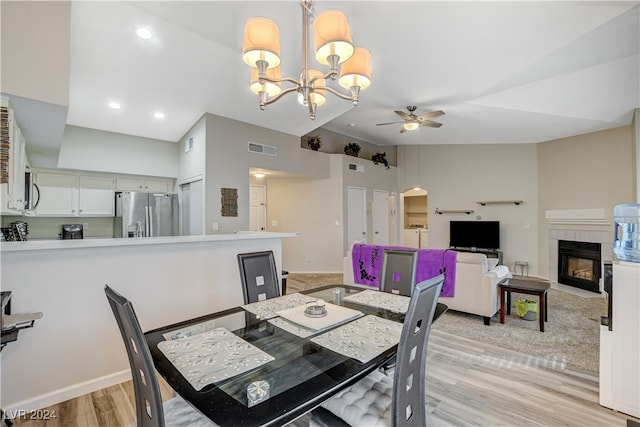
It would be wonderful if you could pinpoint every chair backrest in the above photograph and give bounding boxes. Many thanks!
[105,285,164,427]
[237,251,281,304]
[380,249,418,296]
[392,274,444,427]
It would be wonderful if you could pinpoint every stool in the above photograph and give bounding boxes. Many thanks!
[515,261,529,276]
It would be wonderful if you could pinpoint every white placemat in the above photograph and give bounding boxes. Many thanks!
[157,327,274,391]
[310,315,403,363]
[267,317,317,338]
[276,303,363,331]
[343,289,411,314]
[162,312,247,341]
[242,293,318,320]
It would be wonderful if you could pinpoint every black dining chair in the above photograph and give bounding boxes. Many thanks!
[237,251,281,304]
[104,285,216,427]
[310,274,445,427]
[379,249,418,297]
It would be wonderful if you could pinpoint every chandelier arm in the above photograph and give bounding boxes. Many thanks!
[262,76,300,86]
[323,86,356,101]
[263,86,300,106]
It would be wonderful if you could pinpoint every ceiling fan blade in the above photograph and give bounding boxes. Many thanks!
[416,110,445,121]
[394,111,412,121]
[420,120,443,128]
[376,121,405,126]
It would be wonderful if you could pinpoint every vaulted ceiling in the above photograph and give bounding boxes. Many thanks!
[46,1,640,149]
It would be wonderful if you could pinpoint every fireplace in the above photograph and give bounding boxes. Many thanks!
[557,240,601,293]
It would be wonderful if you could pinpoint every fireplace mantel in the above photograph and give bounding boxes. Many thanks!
[545,208,610,225]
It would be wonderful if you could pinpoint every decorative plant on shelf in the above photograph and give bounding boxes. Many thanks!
[371,152,390,169]
[344,142,361,157]
[305,135,322,151]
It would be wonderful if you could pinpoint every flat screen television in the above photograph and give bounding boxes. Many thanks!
[449,221,500,250]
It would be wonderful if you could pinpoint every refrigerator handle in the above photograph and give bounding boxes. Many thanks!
[147,205,154,237]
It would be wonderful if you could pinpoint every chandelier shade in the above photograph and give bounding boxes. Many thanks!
[250,66,282,96]
[338,47,372,90]
[242,17,281,69]
[313,10,354,65]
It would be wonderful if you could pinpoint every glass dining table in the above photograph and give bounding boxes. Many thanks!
[144,284,447,427]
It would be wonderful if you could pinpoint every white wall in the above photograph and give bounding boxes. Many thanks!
[0,235,288,411]
[58,126,178,177]
[267,154,344,272]
[398,143,539,274]
[177,115,206,184]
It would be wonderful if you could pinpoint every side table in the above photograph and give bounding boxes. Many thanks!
[499,277,550,332]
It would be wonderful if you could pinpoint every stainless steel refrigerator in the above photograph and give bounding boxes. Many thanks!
[114,192,179,238]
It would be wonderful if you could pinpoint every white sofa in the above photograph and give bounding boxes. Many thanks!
[343,248,511,325]
[438,251,511,325]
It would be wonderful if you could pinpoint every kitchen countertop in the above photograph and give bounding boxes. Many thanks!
[0,231,299,252]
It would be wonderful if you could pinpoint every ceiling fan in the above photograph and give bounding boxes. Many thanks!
[376,106,445,133]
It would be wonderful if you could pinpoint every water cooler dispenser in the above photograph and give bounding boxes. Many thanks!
[599,204,640,418]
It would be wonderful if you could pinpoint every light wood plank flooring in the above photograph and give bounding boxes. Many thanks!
[9,274,638,426]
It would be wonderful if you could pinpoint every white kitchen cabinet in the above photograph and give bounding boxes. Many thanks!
[404,229,420,248]
[116,177,170,193]
[419,229,429,248]
[78,175,114,216]
[34,173,76,216]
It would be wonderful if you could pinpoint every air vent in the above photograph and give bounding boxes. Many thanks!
[185,136,194,153]
[348,163,365,172]
[248,142,278,157]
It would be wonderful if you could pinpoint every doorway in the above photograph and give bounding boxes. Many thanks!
[372,189,389,245]
[250,185,267,231]
[401,188,428,248]
[347,186,367,245]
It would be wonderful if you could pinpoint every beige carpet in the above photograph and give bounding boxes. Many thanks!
[432,288,606,373]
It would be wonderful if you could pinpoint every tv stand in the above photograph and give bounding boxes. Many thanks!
[450,247,503,265]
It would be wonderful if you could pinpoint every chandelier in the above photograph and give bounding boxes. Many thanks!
[242,0,371,120]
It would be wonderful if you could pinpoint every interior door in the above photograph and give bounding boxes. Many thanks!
[372,189,389,245]
[250,185,267,231]
[347,186,367,245]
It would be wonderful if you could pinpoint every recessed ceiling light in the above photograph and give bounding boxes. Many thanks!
[154,112,165,119]
[108,102,121,110]
[254,173,266,179]
[136,27,152,40]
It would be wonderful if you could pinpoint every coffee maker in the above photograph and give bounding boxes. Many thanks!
[61,224,84,239]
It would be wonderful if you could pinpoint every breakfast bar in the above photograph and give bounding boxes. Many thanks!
[0,232,296,413]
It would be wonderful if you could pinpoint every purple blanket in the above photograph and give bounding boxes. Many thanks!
[351,244,457,297]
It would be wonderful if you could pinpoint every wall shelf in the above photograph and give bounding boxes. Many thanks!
[435,208,474,215]
[477,200,523,206]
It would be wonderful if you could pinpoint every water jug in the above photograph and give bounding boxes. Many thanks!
[613,203,640,263]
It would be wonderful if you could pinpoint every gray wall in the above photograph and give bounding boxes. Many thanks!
[398,143,539,274]
[537,125,635,276]
[396,124,635,279]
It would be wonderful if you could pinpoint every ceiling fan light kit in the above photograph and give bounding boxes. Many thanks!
[377,105,445,133]
[242,0,372,119]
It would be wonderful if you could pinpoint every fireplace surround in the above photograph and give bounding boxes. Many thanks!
[557,240,601,293]
[548,228,613,294]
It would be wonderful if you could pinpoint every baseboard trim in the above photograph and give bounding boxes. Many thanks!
[3,370,131,415]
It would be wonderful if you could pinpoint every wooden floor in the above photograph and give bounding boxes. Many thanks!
[10,274,639,427]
